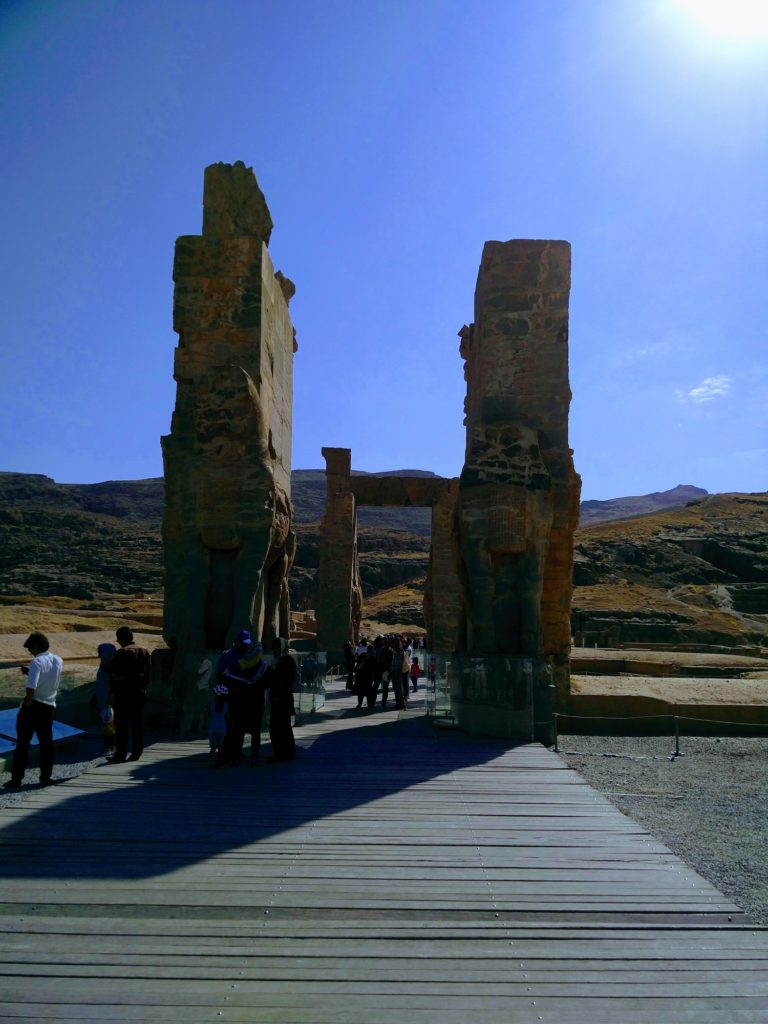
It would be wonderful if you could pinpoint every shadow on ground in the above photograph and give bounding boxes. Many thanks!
[0,699,516,883]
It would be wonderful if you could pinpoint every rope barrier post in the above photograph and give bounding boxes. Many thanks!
[673,715,681,758]
[553,713,559,753]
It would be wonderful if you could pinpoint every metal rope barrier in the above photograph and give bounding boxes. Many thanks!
[550,710,768,755]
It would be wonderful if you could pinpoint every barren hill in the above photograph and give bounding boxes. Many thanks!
[573,492,768,649]
[1,471,764,650]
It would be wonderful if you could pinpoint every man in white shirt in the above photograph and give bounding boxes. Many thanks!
[4,632,63,790]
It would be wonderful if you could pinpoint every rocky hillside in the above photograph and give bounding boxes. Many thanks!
[3,471,763,650]
[0,473,163,599]
[573,492,768,649]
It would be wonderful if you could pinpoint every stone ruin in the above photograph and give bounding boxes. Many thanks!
[316,239,580,739]
[451,240,581,735]
[159,162,579,738]
[161,161,297,726]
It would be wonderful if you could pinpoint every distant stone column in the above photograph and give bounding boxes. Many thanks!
[316,448,361,657]
[161,161,297,728]
[452,240,581,736]
[424,479,463,652]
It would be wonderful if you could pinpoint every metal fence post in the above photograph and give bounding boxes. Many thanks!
[553,713,559,753]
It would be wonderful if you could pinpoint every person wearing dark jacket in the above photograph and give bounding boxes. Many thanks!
[217,630,269,766]
[106,626,150,763]
[267,639,296,760]
[353,644,376,709]
[343,641,355,691]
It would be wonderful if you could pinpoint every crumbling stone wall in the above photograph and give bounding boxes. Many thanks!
[162,161,297,723]
[456,240,581,706]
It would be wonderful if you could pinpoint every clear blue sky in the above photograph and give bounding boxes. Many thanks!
[1,0,766,500]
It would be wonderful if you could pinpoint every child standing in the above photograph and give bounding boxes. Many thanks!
[208,683,230,768]
[93,642,117,753]
[409,656,421,693]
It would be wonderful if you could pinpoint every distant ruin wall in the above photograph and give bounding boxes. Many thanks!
[162,161,297,725]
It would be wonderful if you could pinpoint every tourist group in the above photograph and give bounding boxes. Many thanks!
[343,634,436,711]
[3,628,299,789]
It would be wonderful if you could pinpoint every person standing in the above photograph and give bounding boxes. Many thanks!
[373,636,392,708]
[4,633,63,790]
[92,642,117,753]
[106,626,150,764]
[267,638,297,760]
[217,630,269,766]
[387,635,406,710]
[409,655,421,693]
[343,640,355,691]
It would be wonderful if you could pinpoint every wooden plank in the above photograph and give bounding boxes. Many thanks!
[1,679,767,1022]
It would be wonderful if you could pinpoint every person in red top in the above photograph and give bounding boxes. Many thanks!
[409,655,421,693]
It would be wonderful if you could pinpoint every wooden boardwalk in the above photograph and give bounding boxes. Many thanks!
[1,683,767,1022]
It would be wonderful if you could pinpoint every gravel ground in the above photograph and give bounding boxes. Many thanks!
[3,725,767,927]
[559,734,768,925]
[0,731,156,808]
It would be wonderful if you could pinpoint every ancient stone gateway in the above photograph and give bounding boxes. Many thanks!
[317,239,580,741]
[315,451,460,654]
[162,161,297,727]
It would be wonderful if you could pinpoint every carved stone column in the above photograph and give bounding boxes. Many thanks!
[161,161,297,728]
[316,447,361,657]
[452,240,581,737]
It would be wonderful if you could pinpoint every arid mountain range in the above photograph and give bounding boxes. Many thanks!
[0,471,765,649]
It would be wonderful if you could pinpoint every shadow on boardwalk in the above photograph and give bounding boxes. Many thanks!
[0,708,513,882]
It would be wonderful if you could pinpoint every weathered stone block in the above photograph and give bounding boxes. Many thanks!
[202,161,273,240]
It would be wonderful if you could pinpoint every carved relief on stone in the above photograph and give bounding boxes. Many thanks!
[455,239,580,677]
[162,162,296,725]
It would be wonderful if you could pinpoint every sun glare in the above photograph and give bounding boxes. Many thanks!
[671,0,768,41]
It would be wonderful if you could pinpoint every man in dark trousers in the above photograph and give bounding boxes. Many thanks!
[4,632,63,789]
[106,626,150,763]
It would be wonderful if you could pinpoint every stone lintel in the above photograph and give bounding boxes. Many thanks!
[351,476,450,507]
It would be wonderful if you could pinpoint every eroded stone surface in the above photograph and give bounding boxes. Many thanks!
[162,162,296,726]
[316,449,361,653]
[456,239,580,703]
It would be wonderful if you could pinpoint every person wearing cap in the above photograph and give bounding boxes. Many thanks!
[105,626,151,764]
[217,630,269,766]
[4,632,63,790]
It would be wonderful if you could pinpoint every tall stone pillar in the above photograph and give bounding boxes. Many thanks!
[452,240,581,738]
[316,447,361,657]
[424,479,463,652]
[161,161,297,728]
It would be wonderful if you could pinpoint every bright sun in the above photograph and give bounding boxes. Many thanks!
[671,0,768,41]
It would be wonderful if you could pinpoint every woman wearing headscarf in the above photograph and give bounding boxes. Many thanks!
[92,643,117,752]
